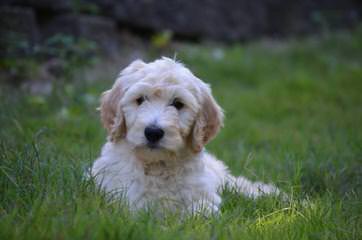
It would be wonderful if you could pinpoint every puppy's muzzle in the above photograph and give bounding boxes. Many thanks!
[144,125,164,147]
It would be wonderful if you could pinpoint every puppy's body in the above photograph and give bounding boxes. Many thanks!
[93,141,228,212]
[92,58,279,213]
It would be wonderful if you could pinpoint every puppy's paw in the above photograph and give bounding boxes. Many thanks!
[251,182,280,198]
[232,176,283,199]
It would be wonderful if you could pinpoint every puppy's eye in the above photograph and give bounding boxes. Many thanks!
[136,96,145,105]
[171,98,184,110]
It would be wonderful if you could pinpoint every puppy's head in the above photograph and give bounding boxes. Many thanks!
[100,58,223,162]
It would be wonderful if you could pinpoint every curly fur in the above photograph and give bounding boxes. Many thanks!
[91,57,280,214]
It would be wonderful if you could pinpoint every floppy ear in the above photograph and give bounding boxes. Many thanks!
[100,59,146,141]
[190,86,224,152]
[100,83,126,142]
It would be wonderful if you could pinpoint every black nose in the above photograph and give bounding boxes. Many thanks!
[144,125,164,143]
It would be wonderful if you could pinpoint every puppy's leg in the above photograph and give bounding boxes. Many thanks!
[187,199,220,215]
[225,175,281,199]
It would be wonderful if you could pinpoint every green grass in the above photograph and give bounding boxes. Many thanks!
[1,28,362,239]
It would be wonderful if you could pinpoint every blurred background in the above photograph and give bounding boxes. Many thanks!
[0,0,361,93]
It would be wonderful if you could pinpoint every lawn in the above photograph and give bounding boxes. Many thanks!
[1,27,362,239]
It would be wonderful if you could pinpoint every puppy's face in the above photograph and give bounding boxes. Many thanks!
[122,82,198,152]
[100,58,223,162]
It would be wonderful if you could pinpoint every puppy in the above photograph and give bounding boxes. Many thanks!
[91,57,280,214]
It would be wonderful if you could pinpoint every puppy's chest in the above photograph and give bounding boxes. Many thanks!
[129,165,205,203]
[140,167,190,194]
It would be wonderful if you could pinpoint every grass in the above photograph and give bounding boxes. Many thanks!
[1,27,362,239]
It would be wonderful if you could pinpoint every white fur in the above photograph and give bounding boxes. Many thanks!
[91,57,280,214]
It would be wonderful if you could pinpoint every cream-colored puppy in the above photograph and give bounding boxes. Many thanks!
[91,57,280,214]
